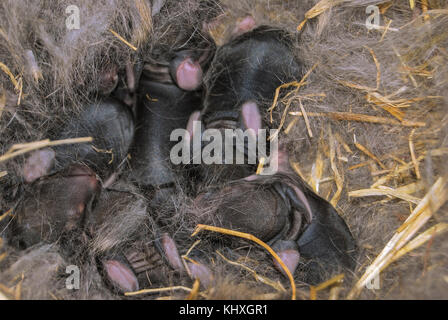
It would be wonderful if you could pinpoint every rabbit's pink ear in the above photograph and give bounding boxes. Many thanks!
[103,260,139,293]
[23,148,55,183]
[272,240,300,277]
[187,262,214,288]
[275,249,300,276]
[241,101,261,133]
[176,58,203,91]
[231,15,256,37]
[186,110,201,140]
[161,233,185,272]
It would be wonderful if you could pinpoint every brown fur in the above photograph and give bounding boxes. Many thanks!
[1,0,447,299]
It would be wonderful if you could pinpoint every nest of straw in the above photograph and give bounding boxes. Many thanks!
[1,0,447,300]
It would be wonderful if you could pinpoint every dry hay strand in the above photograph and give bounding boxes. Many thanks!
[297,0,349,32]
[268,63,318,123]
[125,285,194,297]
[0,137,93,163]
[347,177,448,299]
[215,250,287,294]
[309,273,345,300]
[191,224,297,300]
[109,29,138,52]
[348,185,421,204]
[185,279,201,300]
[1,0,448,300]
[289,111,426,127]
